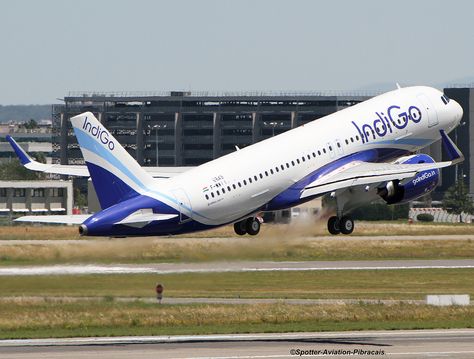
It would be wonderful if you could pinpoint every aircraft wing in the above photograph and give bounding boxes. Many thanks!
[14,215,91,224]
[301,129,464,199]
[6,135,193,178]
[300,160,452,199]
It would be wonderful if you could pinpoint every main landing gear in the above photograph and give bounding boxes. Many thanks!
[233,217,261,236]
[327,190,354,235]
[327,215,354,235]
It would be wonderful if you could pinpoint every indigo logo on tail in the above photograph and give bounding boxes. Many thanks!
[82,117,115,151]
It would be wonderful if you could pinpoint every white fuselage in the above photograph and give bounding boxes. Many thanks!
[152,86,462,226]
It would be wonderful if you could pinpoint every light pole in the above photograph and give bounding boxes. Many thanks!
[148,124,166,166]
[454,121,466,181]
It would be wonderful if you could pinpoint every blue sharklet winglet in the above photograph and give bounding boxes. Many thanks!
[440,129,464,165]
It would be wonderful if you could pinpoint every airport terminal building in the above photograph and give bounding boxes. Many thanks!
[52,91,372,167]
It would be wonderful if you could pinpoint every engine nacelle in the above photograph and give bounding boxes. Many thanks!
[378,154,439,205]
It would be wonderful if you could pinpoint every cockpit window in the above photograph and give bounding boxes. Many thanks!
[441,94,450,105]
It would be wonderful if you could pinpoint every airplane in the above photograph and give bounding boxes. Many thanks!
[7,86,464,237]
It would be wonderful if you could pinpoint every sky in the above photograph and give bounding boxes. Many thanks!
[0,0,473,104]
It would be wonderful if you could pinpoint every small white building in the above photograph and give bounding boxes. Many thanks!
[0,180,73,216]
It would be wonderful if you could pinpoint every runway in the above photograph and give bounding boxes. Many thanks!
[1,259,473,275]
[1,329,474,358]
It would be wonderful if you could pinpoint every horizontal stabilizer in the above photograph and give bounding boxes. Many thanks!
[115,209,178,228]
[6,135,194,178]
[14,215,91,224]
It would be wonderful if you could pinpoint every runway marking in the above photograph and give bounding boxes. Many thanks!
[0,264,473,276]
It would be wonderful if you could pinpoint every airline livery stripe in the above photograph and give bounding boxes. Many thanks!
[74,128,146,189]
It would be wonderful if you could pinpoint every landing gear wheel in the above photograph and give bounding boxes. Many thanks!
[246,217,260,236]
[233,221,247,236]
[327,216,340,235]
[339,216,354,235]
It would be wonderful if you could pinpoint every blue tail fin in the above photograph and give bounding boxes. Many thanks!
[70,112,156,209]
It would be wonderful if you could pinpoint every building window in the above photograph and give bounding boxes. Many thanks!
[31,188,45,197]
[0,188,6,197]
[13,189,25,197]
[51,188,64,197]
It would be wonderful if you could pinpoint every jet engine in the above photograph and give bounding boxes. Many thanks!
[378,154,439,205]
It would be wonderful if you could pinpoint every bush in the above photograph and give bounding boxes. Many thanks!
[349,203,409,221]
[416,213,434,222]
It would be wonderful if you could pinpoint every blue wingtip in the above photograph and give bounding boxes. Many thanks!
[6,135,31,165]
[440,129,464,163]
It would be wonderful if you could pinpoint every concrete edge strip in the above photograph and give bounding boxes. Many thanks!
[1,329,474,347]
[1,265,474,276]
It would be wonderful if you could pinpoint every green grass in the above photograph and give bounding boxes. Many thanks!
[1,237,474,266]
[0,300,473,339]
[1,269,473,300]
